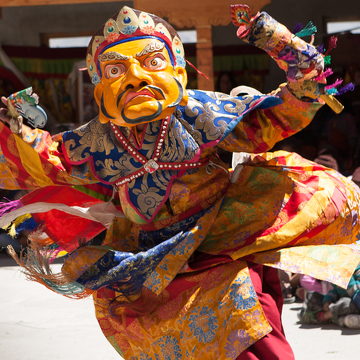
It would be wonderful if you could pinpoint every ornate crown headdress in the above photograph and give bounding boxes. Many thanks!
[86,6,186,86]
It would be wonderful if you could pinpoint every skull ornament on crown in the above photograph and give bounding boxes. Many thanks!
[86,6,189,128]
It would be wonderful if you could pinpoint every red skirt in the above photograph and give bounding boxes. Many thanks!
[237,262,295,360]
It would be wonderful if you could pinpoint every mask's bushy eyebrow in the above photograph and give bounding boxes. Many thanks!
[136,41,165,57]
[98,52,130,61]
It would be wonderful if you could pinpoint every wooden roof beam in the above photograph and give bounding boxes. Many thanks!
[0,0,125,6]
[0,0,271,90]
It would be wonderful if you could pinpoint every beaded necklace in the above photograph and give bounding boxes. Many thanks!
[110,117,208,186]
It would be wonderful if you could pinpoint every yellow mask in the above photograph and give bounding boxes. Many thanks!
[94,38,188,127]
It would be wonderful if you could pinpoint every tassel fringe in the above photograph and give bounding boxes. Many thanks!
[317,44,325,54]
[295,21,317,38]
[8,214,31,237]
[325,88,338,95]
[7,242,93,299]
[324,55,331,65]
[325,79,343,90]
[292,20,348,112]
[314,68,333,81]
[293,22,303,34]
[7,214,38,237]
[29,226,54,246]
[0,199,23,219]
[336,83,355,95]
[325,36,338,56]
[29,228,68,263]
[323,81,355,96]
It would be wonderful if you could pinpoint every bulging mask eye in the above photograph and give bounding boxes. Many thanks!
[143,55,167,70]
[104,64,125,79]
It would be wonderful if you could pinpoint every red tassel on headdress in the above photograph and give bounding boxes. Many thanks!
[325,37,338,56]
[185,59,210,80]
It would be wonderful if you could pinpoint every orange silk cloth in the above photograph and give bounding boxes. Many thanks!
[1,85,359,359]
[63,150,360,359]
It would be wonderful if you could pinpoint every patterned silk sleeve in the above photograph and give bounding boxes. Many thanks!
[0,122,99,190]
[218,83,323,153]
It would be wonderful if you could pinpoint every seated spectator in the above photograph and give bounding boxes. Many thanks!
[296,275,332,301]
[215,71,237,94]
[278,270,300,304]
[298,263,360,328]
